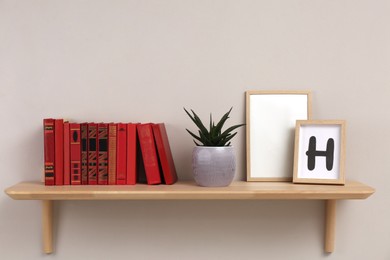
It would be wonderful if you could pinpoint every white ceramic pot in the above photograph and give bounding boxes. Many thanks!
[192,146,236,187]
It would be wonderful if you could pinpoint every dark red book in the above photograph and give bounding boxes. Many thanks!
[44,119,55,185]
[81,123,88,185]
[63,122,71,185]
[152,123,178,185]
[126,123,138,185]
[116,123,127,185]
[88,123,98,185]
[70,123,81,185]
[108,123,117,185]
[137,123,161,185]
[55,119,64,186]
[97,123,108,185]
[136,135,147,184]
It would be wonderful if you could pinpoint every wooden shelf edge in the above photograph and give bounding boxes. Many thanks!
[5,180,375,201]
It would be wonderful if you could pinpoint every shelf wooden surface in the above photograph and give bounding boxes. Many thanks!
[5,180,374,201]
[4,180,375,254]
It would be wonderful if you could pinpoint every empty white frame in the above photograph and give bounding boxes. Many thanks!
[293,120,346,185]
[246,90,312,181]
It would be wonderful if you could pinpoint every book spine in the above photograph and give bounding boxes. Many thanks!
[88,123,98,185]
[97,123,108,185]
[44,119,55,185]
[152,123,178,185]
[116,123,127,185]
[70,123,81,185]
[137,123,161,185]
[108,123,117,185]
[126,123,137,185]
[55,119,64,185]
[63,122,71,185]
[81,123,88,185]
[136,134,147,184]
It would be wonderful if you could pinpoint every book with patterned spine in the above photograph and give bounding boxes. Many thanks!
[63,122,71,185]
[44,119,55,185]
[70,123,81,185]
[97,123,109,185]
[88,123,98,185]
[81,123,88,185]
[116,123,127,185]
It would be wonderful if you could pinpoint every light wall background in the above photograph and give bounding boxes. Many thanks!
[1,1,389,259]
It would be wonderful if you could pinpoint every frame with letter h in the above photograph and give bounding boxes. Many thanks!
[293,120,346,185]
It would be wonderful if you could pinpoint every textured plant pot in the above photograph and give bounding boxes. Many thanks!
[192,146,236,187]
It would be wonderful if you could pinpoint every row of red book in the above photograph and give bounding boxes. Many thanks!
[43,119,178,186]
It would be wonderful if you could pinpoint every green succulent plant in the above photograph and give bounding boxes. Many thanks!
[184,107,245,146]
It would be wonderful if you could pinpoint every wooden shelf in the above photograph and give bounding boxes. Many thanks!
[6,180,373,200]
[4,180,374,254]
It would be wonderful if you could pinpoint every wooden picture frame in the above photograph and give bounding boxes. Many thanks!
[246,90,312,181]
[293,120,346,185]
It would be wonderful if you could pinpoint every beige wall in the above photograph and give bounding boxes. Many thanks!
[1,1,388,259]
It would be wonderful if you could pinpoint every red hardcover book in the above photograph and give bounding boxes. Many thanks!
[55,119,64,186]
[63,122,71,185]
[137,123,161,185]
[108,123,117,185]
[44,119,55,185]
[97,123,108,185]
[81,123,88,185]
[126,123,138,185]
[70,123,81,185]
[88,123,98,185]
[116,123,127,185]
[152,123,178,185]
[136,135,147,184]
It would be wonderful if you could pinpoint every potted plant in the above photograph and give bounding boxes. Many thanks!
[184,107,244,187]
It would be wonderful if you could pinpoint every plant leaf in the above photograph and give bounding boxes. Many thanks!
[199,130,213,146]
[217,132,237,146]
[214,107,233,135]
[220,124,245,137]
[186,129,203,143]
[190,109,209,136]
[184,107,197,126]
[209,113,212,133]
[184,107,209,140]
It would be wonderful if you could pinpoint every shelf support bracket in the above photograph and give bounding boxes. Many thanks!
[325,199,336,253]
[42,200,53,254]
